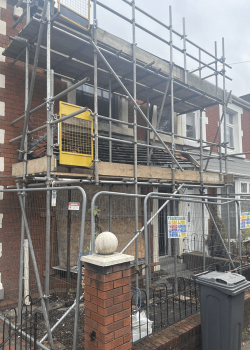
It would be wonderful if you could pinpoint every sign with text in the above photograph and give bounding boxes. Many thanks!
[241,212,250,229]
[168,216,187,238]
[68,202,80,211]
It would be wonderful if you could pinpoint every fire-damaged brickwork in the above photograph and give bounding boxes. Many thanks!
[0,2,67,189]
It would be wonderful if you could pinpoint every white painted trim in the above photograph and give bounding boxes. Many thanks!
[219,103,243,156]
[13,5,23,17]
[0,129,5,144]
[0,186,3,201]
[0,74,5,89]
[0,48,5,63]
[182,110,206,147]
[0,20,6,36]
[0,102,5,117]
[0,158,4,172]
[0,214,3,228]
[0,273,3,291]
[0,0,7,9]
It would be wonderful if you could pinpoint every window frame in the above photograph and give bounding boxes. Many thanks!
[76,84,119,120]
[225,112,234,149]
[186,112,196,139]
[220,104,243,156]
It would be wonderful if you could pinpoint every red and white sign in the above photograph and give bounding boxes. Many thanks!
[68,202,80,211]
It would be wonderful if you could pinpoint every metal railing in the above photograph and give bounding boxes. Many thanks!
[131,277,200,344]
[0,186,87,350]
[0,297,39,350]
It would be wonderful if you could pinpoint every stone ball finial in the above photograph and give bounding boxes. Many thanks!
[95,231,118,255]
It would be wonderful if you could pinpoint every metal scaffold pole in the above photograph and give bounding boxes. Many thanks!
[91,41,184,172]
[109,78,112,163]
[169,5,177,293]
[93,0,99,184]
[222,38,231,255]
[17,0,31,324]
[132,0,139,293]
[215,41,218,90]
[183,17,187,84]
[109,79,112,232]
[200,109,206,271]
[17,185,54,350]
[18,0,49,160]
[45,0,52,316]
[146,96,150,166]
[222,38,227,176]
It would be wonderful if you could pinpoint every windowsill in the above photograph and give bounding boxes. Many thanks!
[222,149,245,159]
[149,131,184,145]
[183,139,199,148]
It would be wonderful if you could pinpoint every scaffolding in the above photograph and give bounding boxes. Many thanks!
[3,0,250,348]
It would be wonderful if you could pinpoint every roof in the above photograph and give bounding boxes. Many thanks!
[195,154,250,179]
[29,134,195,168]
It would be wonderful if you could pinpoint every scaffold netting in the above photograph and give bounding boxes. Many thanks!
[59,0,89,19]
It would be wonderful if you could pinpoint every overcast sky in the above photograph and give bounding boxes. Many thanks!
[90,0,250,98]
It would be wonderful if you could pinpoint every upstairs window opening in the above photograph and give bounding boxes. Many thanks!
[76,84,119,120]
[226,112,234,148]
[186,112,196,139]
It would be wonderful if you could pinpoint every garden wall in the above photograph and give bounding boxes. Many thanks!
[132,291,250,350]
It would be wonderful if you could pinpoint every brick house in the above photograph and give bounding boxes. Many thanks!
[0,0,249,330]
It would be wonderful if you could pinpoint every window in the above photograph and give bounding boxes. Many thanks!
[239,182,250,214]
[226,112,234,148]
[241,182,247,193]
[159,113,172,132]
[158,110,172,133]
[76,84,119,119]
[221,184,237,239]
[186,113,196,138]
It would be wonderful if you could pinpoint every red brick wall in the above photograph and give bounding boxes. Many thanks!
[206,104,250,159]
[0,3,67,307]
[0,3,66,189]
[206,105,220,153]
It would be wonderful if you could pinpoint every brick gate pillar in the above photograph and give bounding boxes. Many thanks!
[81,253,134,350]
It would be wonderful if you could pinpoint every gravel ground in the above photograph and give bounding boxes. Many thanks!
[242,326,250,349]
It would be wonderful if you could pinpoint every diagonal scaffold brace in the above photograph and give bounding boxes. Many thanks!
[91,40,184,172]
[16,184,55,350]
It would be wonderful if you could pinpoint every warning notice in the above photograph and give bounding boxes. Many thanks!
[68,202,80,211]
[241,212,250,229]
[168,216,187,238]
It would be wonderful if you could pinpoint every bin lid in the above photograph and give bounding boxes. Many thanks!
[193,271,250,296]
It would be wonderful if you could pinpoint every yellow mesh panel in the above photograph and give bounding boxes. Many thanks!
[59,102,93,167]
[61,118,92,155]
[59,0,89,19]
